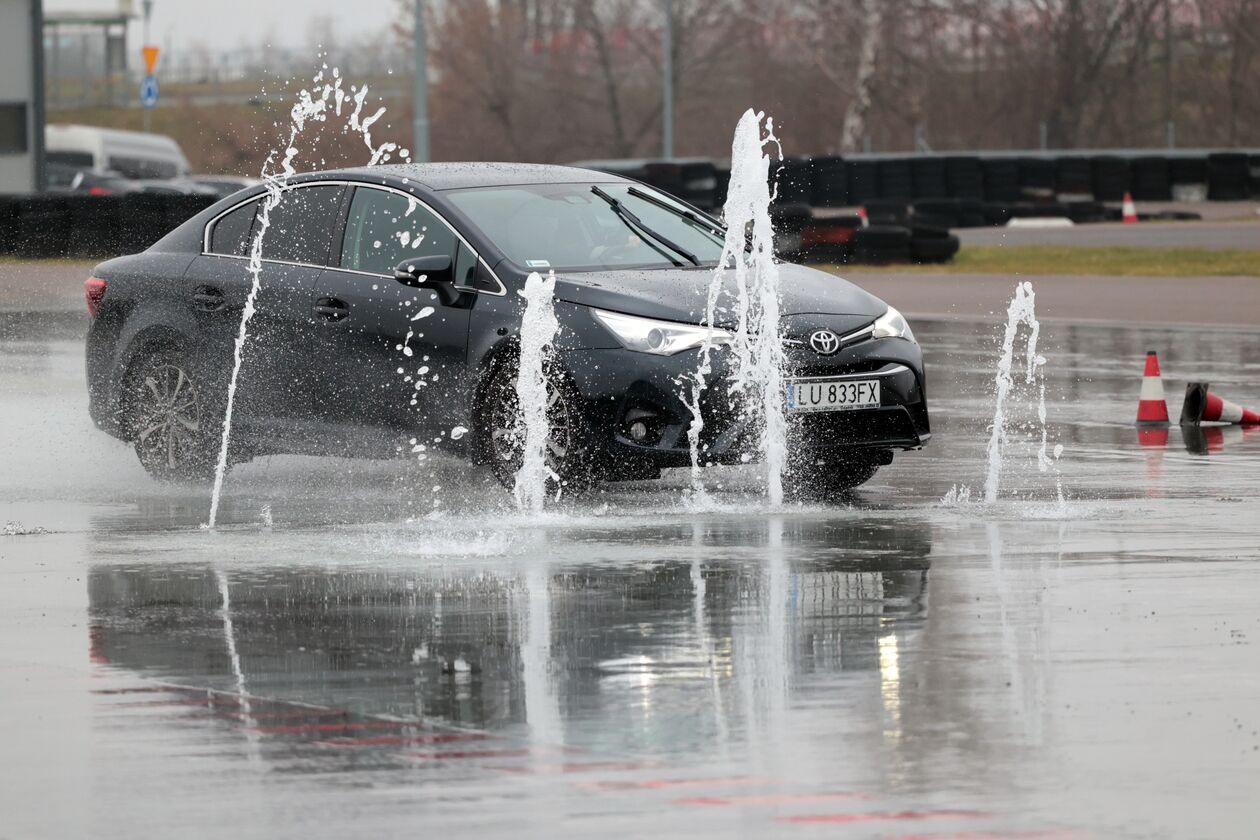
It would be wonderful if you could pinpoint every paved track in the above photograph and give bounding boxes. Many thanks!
[959,218,1260,250]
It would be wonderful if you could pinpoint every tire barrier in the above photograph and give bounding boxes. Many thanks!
[808,156,849,208]
[0,192,217,259]
[910,157,948,199]
[1091,155,1130,201]
[774,157,813,206]
[1129,156,1171,201]
[1017,157,1056,199]
[847,160,881,205]
[1054,157,1094,197]
[908,225,961,264]
[944,156,984,200]
[877,158,914,201]
[980,158,1021,203]
[852,224,912,264]
[1207,153,1250,201]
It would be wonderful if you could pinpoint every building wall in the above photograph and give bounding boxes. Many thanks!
[0,0,43,193]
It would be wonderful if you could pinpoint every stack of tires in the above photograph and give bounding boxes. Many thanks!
[808,156,849,208]
[1207,153,1251,201]
[1091,156,1129,201]
[1054,157,1093,198]
[1129,157,1171,200]
[910,157,947,199]
[981,158,1020,202]
[944,156,984,200]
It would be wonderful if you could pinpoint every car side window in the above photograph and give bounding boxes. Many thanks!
[340,187,456,275]
[261,185,346,265]
[208,199,259,257]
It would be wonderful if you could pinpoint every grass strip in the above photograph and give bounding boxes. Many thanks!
[820,245,1260,277]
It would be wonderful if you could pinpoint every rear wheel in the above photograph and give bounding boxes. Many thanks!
[787,456,881,501]
[124,348,219,482]
[478,358,595,498]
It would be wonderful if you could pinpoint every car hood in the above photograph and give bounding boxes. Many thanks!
[551,262,888,329]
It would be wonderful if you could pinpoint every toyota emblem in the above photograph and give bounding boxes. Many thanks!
[809,329,842,355]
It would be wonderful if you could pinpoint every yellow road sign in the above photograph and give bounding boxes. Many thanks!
[142,45,160,75]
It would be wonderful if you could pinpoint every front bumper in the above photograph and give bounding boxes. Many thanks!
[562,333,930,477]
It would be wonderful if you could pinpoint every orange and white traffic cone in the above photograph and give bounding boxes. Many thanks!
[1179,382,1260,426]
[857,205,870,228]
[1136,351,1170,426]
[1122,192,1138,224]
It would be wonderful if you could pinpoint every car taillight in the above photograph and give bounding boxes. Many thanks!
[85,277,107,318]
[87,186,114,196]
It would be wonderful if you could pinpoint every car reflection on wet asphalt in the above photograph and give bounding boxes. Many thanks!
[2,315,1259,838]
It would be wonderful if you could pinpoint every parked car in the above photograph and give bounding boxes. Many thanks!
[45,162,140,196]
[128,178,221,196]
[191,175,264,199]
[45,124,191,180]
[84,163,930,498]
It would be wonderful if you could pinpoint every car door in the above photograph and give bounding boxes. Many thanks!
[309,185,474,438]
[184,183,345,426]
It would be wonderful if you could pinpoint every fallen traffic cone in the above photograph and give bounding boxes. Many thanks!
[1182,424,1225,456]
[1136,351,1170,426]
[1179,382,1260,426]
[1122,192,1138,224]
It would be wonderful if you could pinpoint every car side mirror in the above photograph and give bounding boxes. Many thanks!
[394,255,453,288]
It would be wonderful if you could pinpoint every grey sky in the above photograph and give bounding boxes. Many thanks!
[46,0,399,50]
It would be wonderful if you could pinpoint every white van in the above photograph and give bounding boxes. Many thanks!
[45,124,191,180]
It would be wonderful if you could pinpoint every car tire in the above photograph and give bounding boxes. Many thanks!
[787,456,881,501]
[122,346,221,483]
[478,356,595,499]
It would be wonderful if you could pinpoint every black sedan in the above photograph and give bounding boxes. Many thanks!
[85,163,929,498]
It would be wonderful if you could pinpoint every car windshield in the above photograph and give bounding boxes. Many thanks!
[444,182,726,272]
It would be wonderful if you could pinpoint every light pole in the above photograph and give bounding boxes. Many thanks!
[412,0,430,163]
[662,0,674,159]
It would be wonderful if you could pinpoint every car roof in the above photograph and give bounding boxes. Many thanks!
[321,162,631,191]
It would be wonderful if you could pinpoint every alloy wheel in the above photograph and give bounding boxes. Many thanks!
[133,362,204,476]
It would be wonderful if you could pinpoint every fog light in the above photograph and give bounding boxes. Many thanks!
[629,421,649,441]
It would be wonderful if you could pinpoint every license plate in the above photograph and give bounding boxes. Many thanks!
[786,377,881,413]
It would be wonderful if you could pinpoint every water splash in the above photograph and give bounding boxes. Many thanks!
[686,109,786,505]
[206,67,405,528]
[513,271,560,512]
[982,281,1063,506]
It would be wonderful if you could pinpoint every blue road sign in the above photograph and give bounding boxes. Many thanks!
[140,74,159,109]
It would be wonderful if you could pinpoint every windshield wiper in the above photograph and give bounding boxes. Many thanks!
[625,186,725,237]
[590,185,700,266]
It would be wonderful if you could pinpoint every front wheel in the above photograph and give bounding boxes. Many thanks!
[123,347,219,482]
[786,456,881,501]
[477,357,595,498]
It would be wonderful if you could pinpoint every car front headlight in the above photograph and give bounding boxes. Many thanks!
[592,309,733,356]
[872,306,915,342]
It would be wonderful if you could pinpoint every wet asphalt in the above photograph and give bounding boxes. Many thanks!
[2,310,1259,839]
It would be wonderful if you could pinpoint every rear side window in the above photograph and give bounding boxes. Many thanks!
[340,187,456,275]
[47,151,93,168]
[260,185,345,265]
[209,199,258,257]
[107,155,178,179]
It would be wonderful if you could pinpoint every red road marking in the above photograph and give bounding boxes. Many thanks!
[781,809,988,825]
[488,761,657,775]
[675,792,875,807]
[250,720,422,735]
[404,748,535,762]
[317,732,493,748]
[578,776,769,792]
[207,708,351,722]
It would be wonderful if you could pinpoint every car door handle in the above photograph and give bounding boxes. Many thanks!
[191,286,225,311]
[313,298,349,322]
